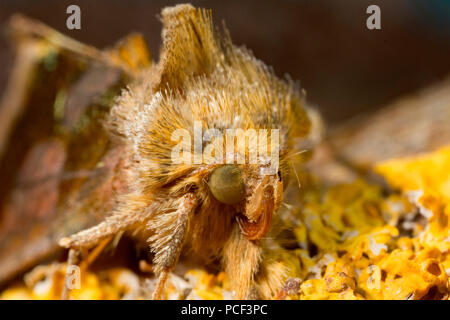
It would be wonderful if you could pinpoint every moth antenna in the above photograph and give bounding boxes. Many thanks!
[285,149,308,160]
[290,161,301,190]
[282,202,294,210]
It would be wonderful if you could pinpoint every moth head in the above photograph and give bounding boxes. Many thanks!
[116,4,310,239]
[208,164,283,241]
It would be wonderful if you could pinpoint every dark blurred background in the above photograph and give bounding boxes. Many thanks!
[1,0,450,126]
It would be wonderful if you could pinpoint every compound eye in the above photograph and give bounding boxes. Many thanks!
[209,165,245,205]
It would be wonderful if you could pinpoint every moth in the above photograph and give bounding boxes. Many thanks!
[1,3,314,299]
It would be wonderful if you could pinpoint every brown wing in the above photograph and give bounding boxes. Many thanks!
[331,78,450,166]
[305,78,450,185]
[0,16,151,286]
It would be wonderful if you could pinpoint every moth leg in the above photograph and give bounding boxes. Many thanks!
[254,255,290,299]
[61,248,80,300]
[79,236,112,272]
[61,236,112,299]
[59,211,148,299]
[59,193,153,299]
[152,268,169,300]
[59,193,154,249]
[148,193,198,300]
[222,225,262,299]
[60,219,125,249]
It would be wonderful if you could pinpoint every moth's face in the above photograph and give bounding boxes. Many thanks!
[207,164,283,240]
